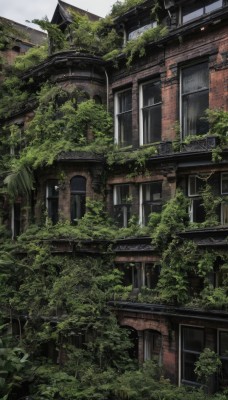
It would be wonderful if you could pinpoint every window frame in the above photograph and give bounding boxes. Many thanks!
[46,179,59,225]
[113,184,131,228]
[179,325,205,385]
[70,175,86,224]
[181,0,224,24]
[217,329,228,387]
[139,181,162,226]
[114,88,132,147]
[180,61,209,139]
[139,79,162,146]
[221,173,228,225]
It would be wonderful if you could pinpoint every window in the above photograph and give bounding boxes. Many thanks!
[140,81,162,145]
[144,330,162,363]
[70,176,86,224]
[218,331,228,387]
[115,89,132,147]
[221,173,228,225]
[121,262,160,289]
[181,326,204,384]
[128,21,157,40]
[188,176,205,223]
[140,182,162,226]
[181,62,209,138]
[113,185,131,227]
[11,203,21,238]
[46,180,59,224]
[182,1,223,24]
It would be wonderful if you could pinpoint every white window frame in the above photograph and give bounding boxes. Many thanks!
[139,80,162,146]
[114,88,132,146]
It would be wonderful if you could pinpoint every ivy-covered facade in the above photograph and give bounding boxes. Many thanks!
[0,0,228,399]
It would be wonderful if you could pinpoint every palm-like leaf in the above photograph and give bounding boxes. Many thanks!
[4,166,34,199]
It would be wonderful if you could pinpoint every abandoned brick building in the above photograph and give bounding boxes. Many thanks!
[0,0,228,392]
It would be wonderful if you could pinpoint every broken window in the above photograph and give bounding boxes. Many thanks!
[113,184,131,227]
[140,80,162,145]
[181,62,209,138]
[46,180,59,225]
[115,89,132,147]
[140,181,162,226]
[181,326,204,384]
[182,0,223,24]
[70,176,86,224]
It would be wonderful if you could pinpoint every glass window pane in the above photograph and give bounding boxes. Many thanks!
[183,4,204,23]
[183,327,204,352]
[115,185,130,204]
[222,174,228,194]
[143,82,161,107]
[182,90,209,136]
[71,176,86,193]
[143,182,162,201]
[143,105,161,143]
[220,331,228,357]
[118,112,132,146]
[182,63,209,94]
[71,194,86,223]
[47,180,58,197]
[118,90,132,113]
[205,0,223,13]
[183,352,200,381]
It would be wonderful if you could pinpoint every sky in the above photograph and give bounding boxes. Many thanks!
[0,0,117,30]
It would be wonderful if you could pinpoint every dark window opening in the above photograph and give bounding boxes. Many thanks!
[218,331,228,388]
[182,1,223,24]
[70,176,86,224]
[182,62,209,138]
[113,184,131,227]
[181,326,204,384]
[12,203,21,238]
[46,180,59,225]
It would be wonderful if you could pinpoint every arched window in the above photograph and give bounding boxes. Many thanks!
[70,176,86,224]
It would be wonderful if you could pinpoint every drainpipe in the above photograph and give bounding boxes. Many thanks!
[104,68,109,112]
